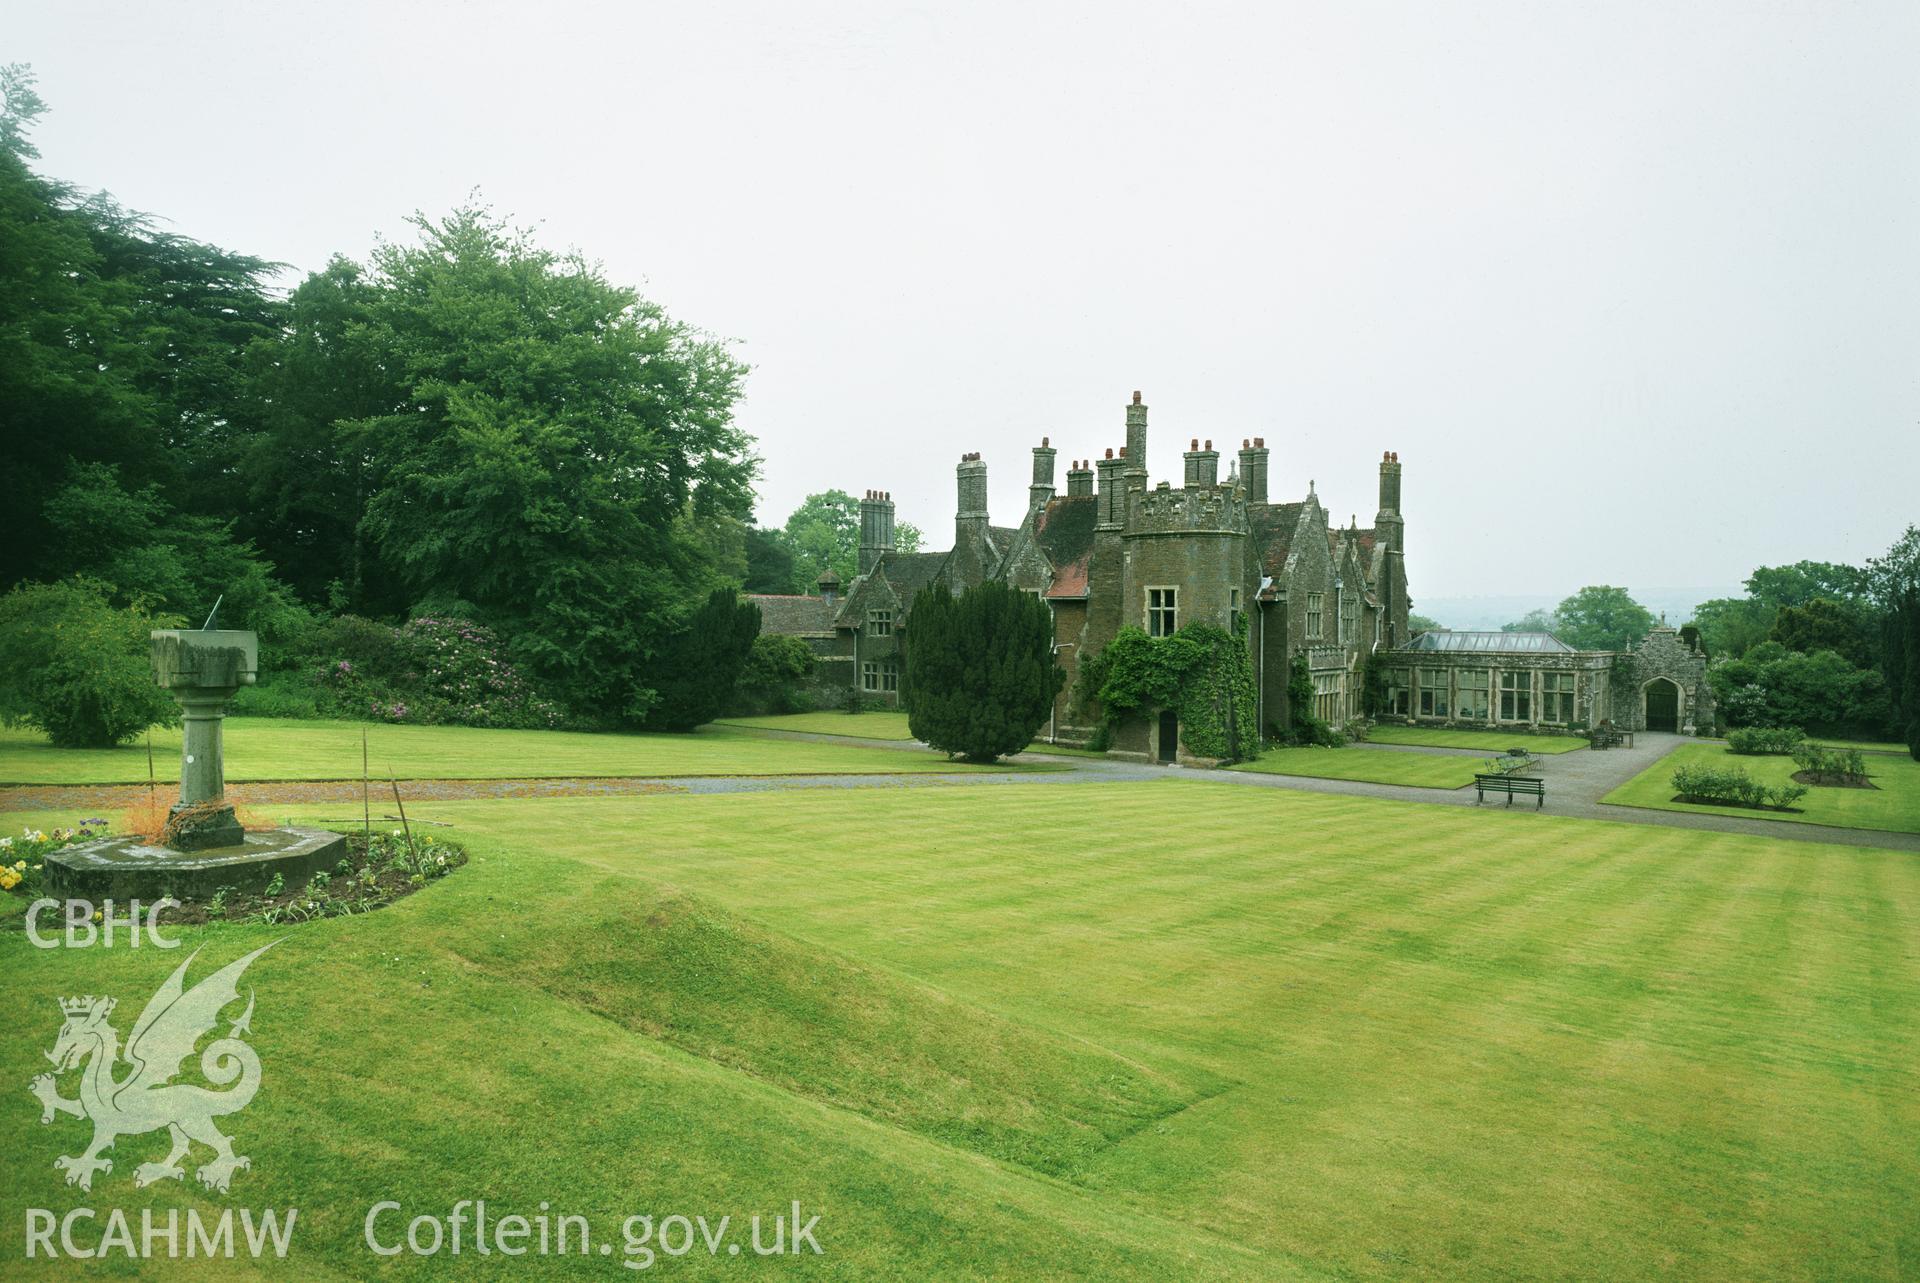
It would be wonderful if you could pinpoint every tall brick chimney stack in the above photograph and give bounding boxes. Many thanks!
[1375,450,1404,552]
[1377,450,1402,516]
[857,489,895,575]
[1029,436,1057,517]
[1066,458,1094,498]
[1094,448,1124,530]
[1124,392,1148,487]
[1237,438,1269,505]
[1183,437,1220,488]
[956,452,989,547]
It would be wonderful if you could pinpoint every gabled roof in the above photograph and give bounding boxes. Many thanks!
[1034,495,1097,598]
[881,551,949,608]
[1405,630,1574,654]
[747,594,837,636]
[1251,501,1309,590]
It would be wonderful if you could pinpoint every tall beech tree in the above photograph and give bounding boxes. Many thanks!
[331,206,755,722]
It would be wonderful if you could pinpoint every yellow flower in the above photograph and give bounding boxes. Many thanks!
[12,859,22,870]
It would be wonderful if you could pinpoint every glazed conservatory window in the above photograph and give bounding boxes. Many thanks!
[1542,671,1575,724]
[1499,670,1532,721]
[1417,668,1449,718]
[1147,587,1179,637]
[1385,669,1410,716]
[1457,670,1490,720]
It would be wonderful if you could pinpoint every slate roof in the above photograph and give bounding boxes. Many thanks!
[1405,630,1574,654]
[1251,502,1307,583]
[878,551,950,616]
[748,594,837,636]
[1034,496,1097,598]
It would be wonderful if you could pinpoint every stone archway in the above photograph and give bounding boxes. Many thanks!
[1643,678,1680,733]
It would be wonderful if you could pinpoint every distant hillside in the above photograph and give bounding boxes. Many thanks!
[1416,587,1742,633]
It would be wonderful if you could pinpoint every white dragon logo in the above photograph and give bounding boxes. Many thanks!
[31,943,276,1194]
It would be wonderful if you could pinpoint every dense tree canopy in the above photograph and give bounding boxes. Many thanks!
[0,67,764,736]
[1552,587,1655,652]
[748,491,926,593]
[1502,607,1558,634]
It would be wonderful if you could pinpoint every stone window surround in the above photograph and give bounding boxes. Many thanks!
[867,609,894,636]
[1498,670,1532,722]
[860,659,898,693]
[1145,585,1179,637]
[1306,592,1325,639]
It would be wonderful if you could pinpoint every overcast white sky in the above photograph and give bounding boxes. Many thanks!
[11,0,1917,600]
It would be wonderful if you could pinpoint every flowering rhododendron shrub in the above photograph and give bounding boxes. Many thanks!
[312,615,562,728]
[395,617,563,729]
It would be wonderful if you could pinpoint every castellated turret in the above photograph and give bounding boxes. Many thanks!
[1129,483,1249,536]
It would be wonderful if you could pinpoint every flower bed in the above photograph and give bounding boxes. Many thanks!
[1671,763,1807,812]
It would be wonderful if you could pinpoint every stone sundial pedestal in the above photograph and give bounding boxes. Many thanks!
[44,628,346,902]
[153,628,255,850]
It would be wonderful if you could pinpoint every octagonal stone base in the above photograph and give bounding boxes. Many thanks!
[44,827,348,902]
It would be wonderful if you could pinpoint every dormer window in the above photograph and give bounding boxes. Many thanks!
[867,609,893,637]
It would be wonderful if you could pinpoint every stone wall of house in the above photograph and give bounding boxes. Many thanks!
[1609,626,1715,734]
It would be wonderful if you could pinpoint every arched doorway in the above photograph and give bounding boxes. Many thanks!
[1644,678,1679,732]
[1157,710,1179,762]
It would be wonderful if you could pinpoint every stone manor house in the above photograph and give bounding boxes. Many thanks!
[750,393,1711,761]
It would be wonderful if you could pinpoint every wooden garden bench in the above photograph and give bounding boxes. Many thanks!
[1474,773,1546,808]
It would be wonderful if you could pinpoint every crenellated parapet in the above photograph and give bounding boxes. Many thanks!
[1124,483,1248,537]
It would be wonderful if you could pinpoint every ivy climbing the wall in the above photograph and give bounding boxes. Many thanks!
[1074,621,1260,763]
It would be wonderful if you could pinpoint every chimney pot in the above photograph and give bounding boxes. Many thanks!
[1204,439,1212,450]
[1242,438,1250,449]
[1131,390,1142,405]
[1041,436,1049,447]
[1190,437,1199,450]
[1105,448,1113,459]
[1254,437,1264,448]
[1118,446,1127,458]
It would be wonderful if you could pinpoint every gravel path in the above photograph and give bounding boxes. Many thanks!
[6,730,1914,853]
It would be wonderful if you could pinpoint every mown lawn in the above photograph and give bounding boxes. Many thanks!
[1806,736,1911,755]
[1604,741,1920,834]
[1230,745,1481,788]
[4,782,1913,1279]
[713,711,916,740]
[0,718,1016,785]
[1367,724,1588,754]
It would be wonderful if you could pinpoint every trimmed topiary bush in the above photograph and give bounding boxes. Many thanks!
[902,581,1062,763]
